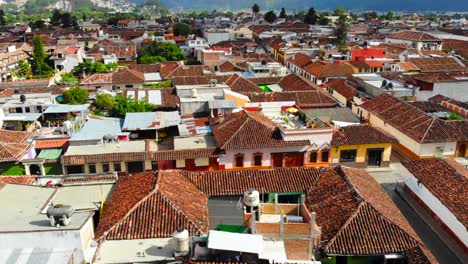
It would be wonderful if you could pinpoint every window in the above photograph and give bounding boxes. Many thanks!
[435,146,444,158]
[125,84,133,88]
[25,107,30,113]
[340,149,357,162]
[114,163,121,172]
[321,151,329,162]
[89,164,96,173]
[102,163,110,172]
[253,153,262,166]
[310,151,317,163]
[235,154,244,167]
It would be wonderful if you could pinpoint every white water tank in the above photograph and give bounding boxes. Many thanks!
[191,88,198,98]
[243,189,260,207]
[173,228,189,253]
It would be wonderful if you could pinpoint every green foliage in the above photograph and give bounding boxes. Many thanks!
[144,80,172,89]
[264,10,277,23]
[279,8,287,19]
[95,94,115,111]
[447,112,463,120]
[252,3,260,15]
[333,7,346,16]
[0,9,6,26]
[60,73,79,85]
[112,94,155,117]
[14,60,32,78]
[334,14,349,50]
[63,87,89,105]
[304,8,318,24]
[32,35,53,76]
[73,61,117,76]
[173,23,191,37]
[138,41,185,64]
[364,12,378,20]
[318,13,330,25]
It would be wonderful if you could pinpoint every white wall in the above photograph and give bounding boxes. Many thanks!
[0,216,94,263]
[224,145,309,169]
[403,169,468,247]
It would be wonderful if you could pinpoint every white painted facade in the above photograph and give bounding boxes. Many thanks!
[415,81,468,102]
[402,168,468,247]
[360,110,456,157]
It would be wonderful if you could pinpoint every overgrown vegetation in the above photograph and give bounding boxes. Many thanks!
[138,41,185,64]
[62,87,89,105]
[32,35,53,77]
[112,94,156,117]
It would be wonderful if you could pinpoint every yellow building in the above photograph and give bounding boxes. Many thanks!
[330,124,397,167]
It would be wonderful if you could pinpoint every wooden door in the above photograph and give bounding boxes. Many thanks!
[284,152,304,167]
[271,153,283,167]
[185,159,196,171]
[209,157,219,171]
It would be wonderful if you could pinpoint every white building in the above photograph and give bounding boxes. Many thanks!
[246,61,288,78]
[204,29,231,45]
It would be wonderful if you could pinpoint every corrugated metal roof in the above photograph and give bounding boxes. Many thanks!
[70,117,123,141]
[43,104,90,114]
[122,111,180,131]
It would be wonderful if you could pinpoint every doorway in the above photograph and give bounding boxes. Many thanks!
[271,153,283,167]
[458,144,466,157]
[367,148,383,167]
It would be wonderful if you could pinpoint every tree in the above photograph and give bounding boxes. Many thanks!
[0,9,6,26]
[113,94,155,117]
[279,8,287,19]
[334,14,349,50]
[318,13,330,25]
[264,10,277,24]
[304,8,318,25]
[95,94,115,111]
[63,87,89,105]
[252,3,260,16]
[72,61,117,76]
[173,23,191,37]
[60,73,79,85]
[14,60,32,78]
[138,41,185,63]
[32,35,52,75]
[334,7,346,16]
[385,11,395,21]
[51,9,62,26]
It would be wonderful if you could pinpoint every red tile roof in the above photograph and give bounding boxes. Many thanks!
[96,170,209,240]
[182,167,324,196]
[304,62,354,79]
[0,176,35,187]
[0,129,32,144]
[112,68,145,84]
[387,31,441,42]
[278,74,319,92]
[401,158,468,228]
[212,111,309,150]
[361,93,459,143]
[35,138,69,149]
[249,91,336,109]
[306,166,434,262]
[408,57,466,73]
[225,74,263,94]
[327,79,357,100]
[287,53,313,68]
[331,124,398,147]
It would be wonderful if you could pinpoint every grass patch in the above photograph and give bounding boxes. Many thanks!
[0,165,25,175]
[44,164,63,175]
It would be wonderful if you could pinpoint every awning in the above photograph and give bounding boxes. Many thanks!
[37,149,62,160]
[208,230,263,254]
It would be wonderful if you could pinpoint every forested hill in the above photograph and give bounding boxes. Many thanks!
[158,0,467,11]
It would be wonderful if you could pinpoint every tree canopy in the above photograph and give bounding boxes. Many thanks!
[95,93,115,111]
[279,8,287,19]
[173,23,191,37]
[252,3,260,15]
[113,95,155,117]
[63,87,89,105]
[32,35,53,76]
[72,61,117,76]
[334,14,349,50]
[264,10,277,23]
[138,41,185,64]
[304,8,318,24]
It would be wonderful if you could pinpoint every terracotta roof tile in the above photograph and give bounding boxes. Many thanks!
[287,53,313,68]
[279,74,320,92]
[212,111,309,150]
[387,31,441,42]
[361,94,458,143]
[182,167,324,196]
[408,57,466,73]
[304,62,354,79]
[112,68,145,84]
[249,91,336,109]
[97,170,209,240]
[0,176,35,186]
[401,158,468,228]
[0,130,32,143]
[327,79,357,100]
[331,124,398,147]
[34,138,69,149]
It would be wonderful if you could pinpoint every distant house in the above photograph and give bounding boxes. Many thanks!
[111,68,145,89]
[303,61,354,85]
[385,31,443,50]
[330,124,397,167]
[357,93,467,159]
[50,45,84,73]
[326,79,357,108]
[86,39,137,62]
[401,158,468,251]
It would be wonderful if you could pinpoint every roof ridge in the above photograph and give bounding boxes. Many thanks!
[221,112,250,149]
[98,173,159,241]
[420,118,436,142]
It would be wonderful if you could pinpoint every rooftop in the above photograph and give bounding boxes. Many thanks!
[64,140,146,156]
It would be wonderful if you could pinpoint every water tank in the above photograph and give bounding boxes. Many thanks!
[173,228,189,253]
[243,189,260,207]
[20,94,26,103]
[191,88,198,98]
[46,204,74,227]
